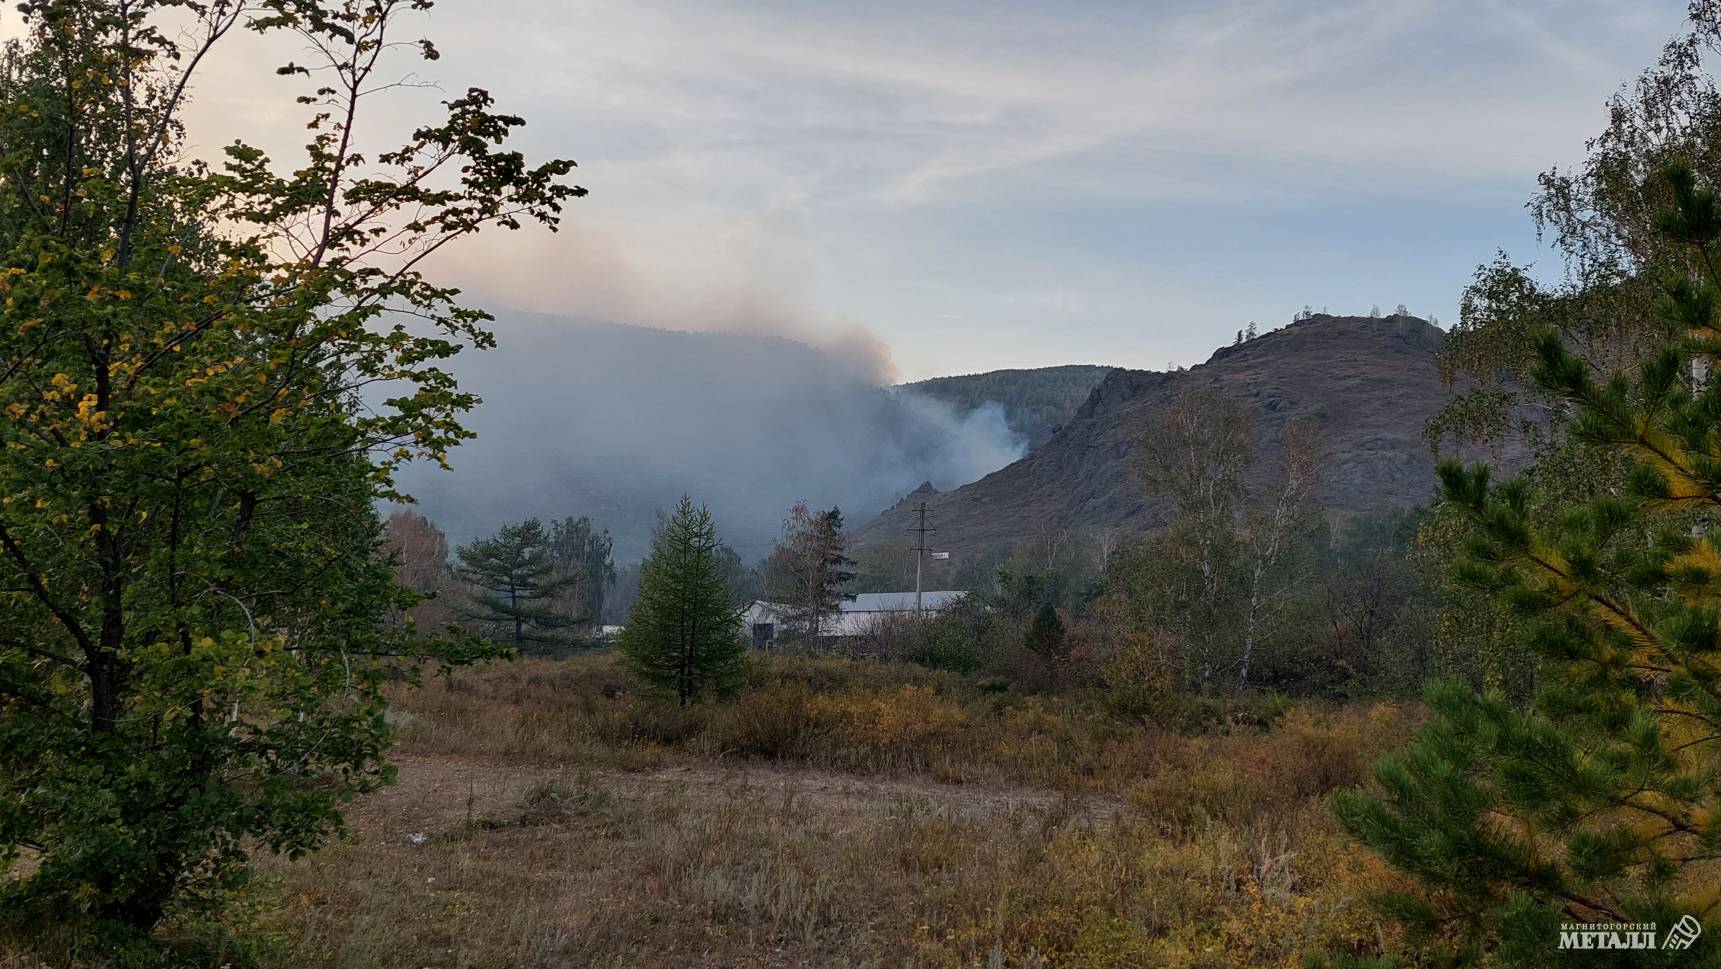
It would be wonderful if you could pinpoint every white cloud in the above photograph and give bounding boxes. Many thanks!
[0,0,1690,377]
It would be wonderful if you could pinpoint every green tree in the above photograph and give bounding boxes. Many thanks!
[619,497,747,705]
[714,543,764,607]
[1312,507,1436,695]
[1426,3,1721,456]
[548,515,616,626]
[765,501,856,642]
[1023,602,1069,688]
[1109,387,1322,693]
[0,0,576,937]
[456,518,581,651]
[1331,166,1721,967]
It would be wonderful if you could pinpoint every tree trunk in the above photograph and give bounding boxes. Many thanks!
[510,581,522,651]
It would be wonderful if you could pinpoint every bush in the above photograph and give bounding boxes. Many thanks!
[1128,704,1419,828]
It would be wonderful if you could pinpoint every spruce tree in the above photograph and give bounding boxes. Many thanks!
[765,502,857,642]
[455,518,581,651]
[1330,165,1721,967]
[619,497,748,705]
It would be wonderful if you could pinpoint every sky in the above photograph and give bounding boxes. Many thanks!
[7,0,1695,380]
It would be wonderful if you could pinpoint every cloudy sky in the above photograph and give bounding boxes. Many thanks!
[27,0,1696,380]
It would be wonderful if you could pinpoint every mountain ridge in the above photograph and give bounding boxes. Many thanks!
[853,313,1509,557]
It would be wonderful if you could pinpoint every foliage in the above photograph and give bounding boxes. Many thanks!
[1428,2,1721,452]
[888,608,987,675]
[1410,503,1539,699]
[618,497,748,704]
[546,515,616,627]
[1101,387,1324,693]
[454,518,581,651]
[896,364,1113,451]
[0,0,576,937]
[763,501,855,642]
[1332,166,1721,966]
[1300,508,1438,696]
[381,511,457,631]
[1023,602,1070,686]
[713,542,764,607]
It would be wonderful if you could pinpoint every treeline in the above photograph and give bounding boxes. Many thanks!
[897,364,1114,450]
[390,497,862,656]
[837,395,1485,713]
[383,512,617,651]
[395,383,1517,722]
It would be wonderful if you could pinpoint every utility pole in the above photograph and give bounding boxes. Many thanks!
[909,502,934,616]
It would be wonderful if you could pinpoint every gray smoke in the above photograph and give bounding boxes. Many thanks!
[388,311,1024,560]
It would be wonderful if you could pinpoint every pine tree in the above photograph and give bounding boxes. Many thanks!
[1329,165,1721,967]
[455,518,581,651]
[765,502,856,642]
[619,497,748,705]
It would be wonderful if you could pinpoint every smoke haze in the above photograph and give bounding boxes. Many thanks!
[389,311,1025,560]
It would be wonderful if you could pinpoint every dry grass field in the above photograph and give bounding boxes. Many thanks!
[5,653,1424,968]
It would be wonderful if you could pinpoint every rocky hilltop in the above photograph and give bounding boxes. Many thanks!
[854,314,1509,556]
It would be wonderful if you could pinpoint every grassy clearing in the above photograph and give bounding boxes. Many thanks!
[388,653,1410,794]
[6,653,1423,968]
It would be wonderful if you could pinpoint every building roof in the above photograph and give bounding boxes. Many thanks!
[843,591,967,613]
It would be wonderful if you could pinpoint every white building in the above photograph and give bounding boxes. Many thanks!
[741,591,968,648]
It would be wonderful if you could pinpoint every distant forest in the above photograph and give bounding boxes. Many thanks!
[897,365,1113,451]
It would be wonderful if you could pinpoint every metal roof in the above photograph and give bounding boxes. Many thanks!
[842,591,967,613]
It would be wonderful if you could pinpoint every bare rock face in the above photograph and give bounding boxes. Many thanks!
[854,314,1517,556]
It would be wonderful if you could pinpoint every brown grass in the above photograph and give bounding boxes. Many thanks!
[4,653,1422,968]
[388,653,1411,795]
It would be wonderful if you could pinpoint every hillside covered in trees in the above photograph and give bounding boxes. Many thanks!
[896,364,1114,451]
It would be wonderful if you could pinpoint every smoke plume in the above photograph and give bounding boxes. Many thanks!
[388,311,1025,560]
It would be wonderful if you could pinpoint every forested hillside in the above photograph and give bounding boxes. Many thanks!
[897,364,1113,451]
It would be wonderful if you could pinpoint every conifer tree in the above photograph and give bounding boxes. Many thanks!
[619,497,747,705]
[1330,164,1721,967]
[765,502,856,642]
[455,518,581,651]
